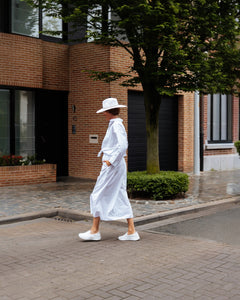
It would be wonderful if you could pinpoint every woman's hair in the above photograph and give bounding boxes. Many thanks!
[107,108,120,115]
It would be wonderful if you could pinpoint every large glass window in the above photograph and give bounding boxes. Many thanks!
[11,0,39,37]
[0,90,10,155]
[11,0,62,39]
[87,5,110,42]
[42,6,62,38]
[15,91,35,156]
[207,94,232,143]
[0,89,35,157]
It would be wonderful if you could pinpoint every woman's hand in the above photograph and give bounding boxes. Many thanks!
[103,160,111,167]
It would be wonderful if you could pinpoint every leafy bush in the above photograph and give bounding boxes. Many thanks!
[127,171,189,200]
[234,140,240,156]
[0,154,46,166]
[20,155,46,166]
[0,155,23,166]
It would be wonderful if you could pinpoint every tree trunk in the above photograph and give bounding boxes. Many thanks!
[144,87,161,174]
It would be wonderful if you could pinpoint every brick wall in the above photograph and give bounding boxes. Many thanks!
[42,41,69,90]
[68,43,111,179]
[0,33,42,88]
[68,44,143,179]
[202,94,239,157]
[178,93,194,172]
[0,164,56,187]
[232,94,239,144]
[4,33,232,179]
[0,33,68,90]
[68,44,195,178]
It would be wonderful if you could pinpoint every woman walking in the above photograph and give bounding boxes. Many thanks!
[78,98,140,241]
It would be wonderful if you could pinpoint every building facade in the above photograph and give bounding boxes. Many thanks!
[202,94,240,171]
[0,1,239,180]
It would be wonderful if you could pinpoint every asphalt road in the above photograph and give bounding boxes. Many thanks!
[149,203,240,246]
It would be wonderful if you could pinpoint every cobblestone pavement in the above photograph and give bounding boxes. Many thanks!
[0,169,240,219]
[0,218,240,300]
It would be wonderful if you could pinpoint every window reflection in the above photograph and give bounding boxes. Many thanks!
[11,0,39,37]
[15,91,35,156]
[0,90,10,155]
[42,7,62,38]
[11,0,62,39]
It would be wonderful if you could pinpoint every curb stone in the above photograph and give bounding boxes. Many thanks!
[133,196,240,226]
[0,196,239,227]
[0,208,89,226]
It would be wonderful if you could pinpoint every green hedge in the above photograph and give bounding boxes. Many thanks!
[234,140,240,156]
[127,171,189,200]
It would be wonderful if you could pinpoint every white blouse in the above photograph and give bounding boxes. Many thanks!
[98,118,128,166]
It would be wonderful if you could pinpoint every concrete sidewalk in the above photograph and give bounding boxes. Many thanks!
[0,169,240,224]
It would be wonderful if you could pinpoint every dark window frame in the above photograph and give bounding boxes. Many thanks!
[208,94,232,144]
[0,0,65,42]
[0,86,36,156]
[0,0,10,33]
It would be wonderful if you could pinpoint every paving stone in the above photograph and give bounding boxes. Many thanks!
[1,170,240,221]
[1,170,240,299]
[0,218,240,299]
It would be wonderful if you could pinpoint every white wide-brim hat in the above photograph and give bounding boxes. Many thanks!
[96,97,127,113]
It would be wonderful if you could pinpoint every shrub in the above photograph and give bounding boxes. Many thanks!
[0,154,46,166]
[20,155,46,166]
[234,140,240,156]
[0,155,23,166]
[127,171,189,200]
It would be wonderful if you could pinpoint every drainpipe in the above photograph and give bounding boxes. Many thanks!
[194,91,200,175]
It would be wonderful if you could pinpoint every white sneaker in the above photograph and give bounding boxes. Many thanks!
[78,230,101,241]
[118,232,140,241]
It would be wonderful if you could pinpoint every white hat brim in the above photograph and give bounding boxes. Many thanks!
[96,104,127,114]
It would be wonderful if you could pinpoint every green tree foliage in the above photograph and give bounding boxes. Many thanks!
[27,0,240,173]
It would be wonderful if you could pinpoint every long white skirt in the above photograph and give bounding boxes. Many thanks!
[90,157,133,221]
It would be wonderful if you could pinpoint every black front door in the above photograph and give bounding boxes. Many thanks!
[128,90,178,171]
[35,90,68,176]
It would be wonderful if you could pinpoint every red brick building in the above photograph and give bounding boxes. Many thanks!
[0,1,239,182]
